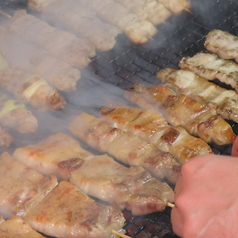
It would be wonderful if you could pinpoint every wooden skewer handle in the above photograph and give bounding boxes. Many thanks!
[112,230,131,238]
[0,10,12,19]
[167,202,175,208]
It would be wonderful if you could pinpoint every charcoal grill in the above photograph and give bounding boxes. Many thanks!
[1,0,238,237]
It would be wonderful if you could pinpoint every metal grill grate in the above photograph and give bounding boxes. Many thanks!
[1,0,238,237]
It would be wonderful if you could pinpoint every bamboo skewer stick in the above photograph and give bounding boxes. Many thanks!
[184,8,192,13]
[112,230,131,238]
[0,10,11,19]
[148,36,154,41]
[167,202,175,208]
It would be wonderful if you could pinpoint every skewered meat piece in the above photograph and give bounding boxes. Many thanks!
[13,132,174,215]
[28,0,57,12]
[179,52,238,92]
[23,181,126,238]
[0,152,58,219]
[157,68,238,123]
[114,0,172,25]
[28,0,121,52]
[157,0,191,14]
[0,92,38,133]
[5,10,95,68]
[100,107,212,164]
[68,112,181,184]
[0,68,66,110]
[13,133,93,181]
[0,126,13,149]
[70,154,174,216]
[78,0,157,44]
[124,84,236,145]
[205,29,238,61]
[0,216,44,238]
[0,27,81,92]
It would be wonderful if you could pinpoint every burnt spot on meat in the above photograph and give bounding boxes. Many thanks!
[160,128,180,145]
[134,124,142,130]
[163,95,178,108]
[21,81,32,91]
[58,158,84,172]
[201,116,216,129]
[100,107,115,115]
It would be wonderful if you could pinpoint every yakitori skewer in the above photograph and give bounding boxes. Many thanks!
[112,230,131,238]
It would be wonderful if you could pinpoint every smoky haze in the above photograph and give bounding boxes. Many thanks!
[0,0,237,150]
[0,1,238,238]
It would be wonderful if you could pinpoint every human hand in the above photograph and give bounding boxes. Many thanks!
[171,137,238,237]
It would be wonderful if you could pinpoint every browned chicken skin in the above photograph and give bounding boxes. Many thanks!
[68,112,181,183]
[0,216,44,238]
[70,154,174,216]
[205,29,238,61]
[0,68,65,110]
[6,10,95,68]
[0,26,81,92]
[30,0,121,52]
[179,52,238,92]
[124,84,236,145]
[76,0,157,44]
[23,181,125,238]
[157,68,238,123]
[0,152,58,219]
[13,132,174,215]
[114,0,172,25]
[100,107,212,164]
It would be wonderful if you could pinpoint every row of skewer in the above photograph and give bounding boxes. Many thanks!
[0,2,183,237]
[0,0,191,152]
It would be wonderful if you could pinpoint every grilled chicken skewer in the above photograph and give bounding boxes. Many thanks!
[0,216,45,238]
[0,92,38,133]
[13,132,174,215]
[68,113,181,183]
[0,46,65,110]
[100,107,212,164]
[28,0,121,52]
[13,133,93,181]
[23,181,125,238]
[0,127,13,149]
[0,152,58,219]
[124,84,236,145]
[0,68,65,110]
[0,26,81,92]
[4,10,95,68]
[179,52,238,92]
[114,0,172,25]
[77,0,157,44]
[205,29,238,61]
[156,0,191,14]
[0,150,125,237]
[157,68,238,123]
[70,154,174,215]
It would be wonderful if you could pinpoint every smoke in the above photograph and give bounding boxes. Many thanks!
[0,1,237,238]
[0,0,237,148]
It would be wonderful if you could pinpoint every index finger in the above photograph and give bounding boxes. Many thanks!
[232,136,238,157]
